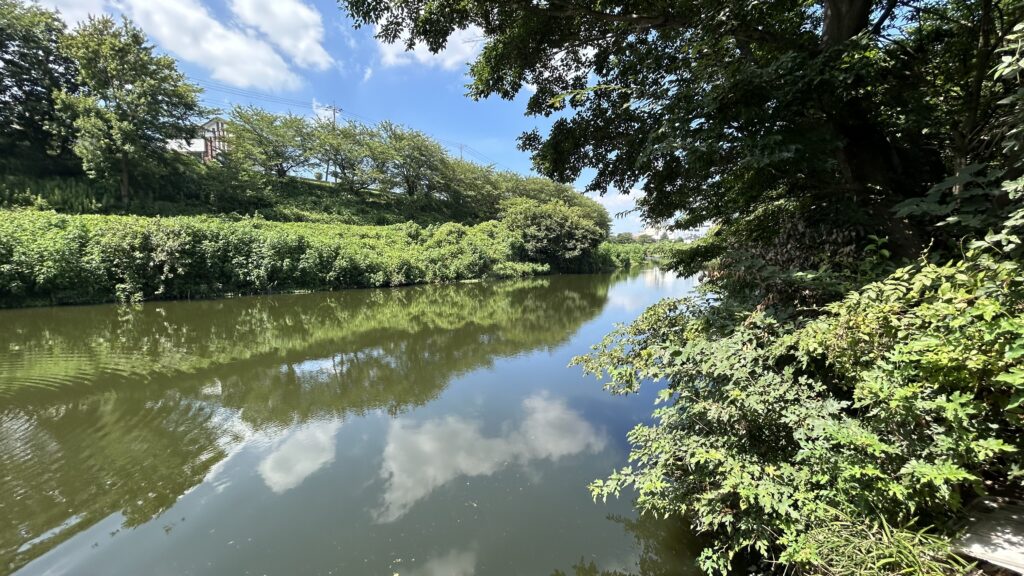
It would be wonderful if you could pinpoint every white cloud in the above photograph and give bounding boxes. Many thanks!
[336,21,359,49]
[35,0,106,24]
[378,26,484,70]
[117,0,301,90]
[258,421,342,493]
[311,98,335,121]
[374,392,606,522]
[592,190,640,217]
[228,0,334,70]
[362,66,374,83]
[117,0,299,89]
[409,549,477,576]
[590,190,650,234]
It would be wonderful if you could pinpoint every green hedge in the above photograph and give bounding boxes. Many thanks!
[0,210,560,306]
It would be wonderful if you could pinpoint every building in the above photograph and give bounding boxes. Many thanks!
[202,117,228,162]
[167,117,228,162]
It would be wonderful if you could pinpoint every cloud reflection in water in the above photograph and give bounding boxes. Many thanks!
[258,421,342,493]
[375,392,606,522]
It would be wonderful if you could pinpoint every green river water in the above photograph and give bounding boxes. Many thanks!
[0,270,699,576]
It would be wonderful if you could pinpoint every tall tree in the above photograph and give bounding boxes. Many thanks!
[54,16,204,205]
[0,0,76,173]
[340,1,1019,269]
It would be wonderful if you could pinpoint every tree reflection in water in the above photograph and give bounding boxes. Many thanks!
[551,515,702,576]
[0,275,612,572]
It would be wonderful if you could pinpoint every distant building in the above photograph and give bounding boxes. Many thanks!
[202,117,228,162]
[167,117,229,162]
[635,224,709,242]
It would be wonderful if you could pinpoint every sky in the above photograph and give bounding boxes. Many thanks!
[36,0,652,234]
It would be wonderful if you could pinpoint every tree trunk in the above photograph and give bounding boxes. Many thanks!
[821,0,873,47]
[955,0,995,183]
[819,1,925,256]
[120,153,130,207]
[819,0,902,192]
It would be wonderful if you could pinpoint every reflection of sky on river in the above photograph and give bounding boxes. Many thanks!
[259,421,343,494]
[15,270,698,576]
[376,392,607,522]
[607,269,695,313]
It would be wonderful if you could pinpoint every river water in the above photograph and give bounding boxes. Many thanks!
[0,270,699,576]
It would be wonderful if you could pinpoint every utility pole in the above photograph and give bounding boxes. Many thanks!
[322,103,341,183]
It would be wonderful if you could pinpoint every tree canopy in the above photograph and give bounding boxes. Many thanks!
[342,0,1019,268]
[0,0,76,173]
[53,16,204,205]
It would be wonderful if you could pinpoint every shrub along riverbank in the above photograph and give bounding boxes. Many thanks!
[0,198,640,307]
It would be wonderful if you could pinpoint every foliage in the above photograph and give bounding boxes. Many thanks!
[499,197,607,270]
[371,120,450,198]
[308,116,378,193]
[570,14,1024,571]
[225,105,312,185]
[790,514,972,576]
[220,108,611,229]
[343,1,1016,264]
[575,245,1023,573]
[0,174,109,213]
[53,15,205,205]
[597,240,675,270]
[0,0,77,174]
[0,207,615,306]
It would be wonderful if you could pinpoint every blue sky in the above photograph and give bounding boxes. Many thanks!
[39,0,647,233]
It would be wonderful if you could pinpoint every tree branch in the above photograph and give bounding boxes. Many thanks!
[871,0,900,35]
[518,0,684,31]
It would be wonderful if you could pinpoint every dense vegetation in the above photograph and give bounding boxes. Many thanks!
[0,0,641,306]
[341,0,1024,574]
[0,0,611,229]
[0,201,627,306]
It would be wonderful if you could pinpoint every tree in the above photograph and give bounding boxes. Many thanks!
[0,0,77,173]
[225,106,312,185]
[440,157,502,221]
[496,172,612,234]
[340,0,1018,266]
[308,117,376,192]
[54,16,204,205]
[371,121,450,199]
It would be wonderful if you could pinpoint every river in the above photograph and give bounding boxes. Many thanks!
[0,269,699,576]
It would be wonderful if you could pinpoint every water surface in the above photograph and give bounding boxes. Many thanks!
[0,270,698,576]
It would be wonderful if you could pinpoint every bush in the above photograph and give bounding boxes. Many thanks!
[0,174,110,213]
[595,240,675,270]
[498,197,607,270]
[0,208,610,306]
[576,247,1023,573]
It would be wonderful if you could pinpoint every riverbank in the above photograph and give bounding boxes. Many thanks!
[0,209,661,308]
